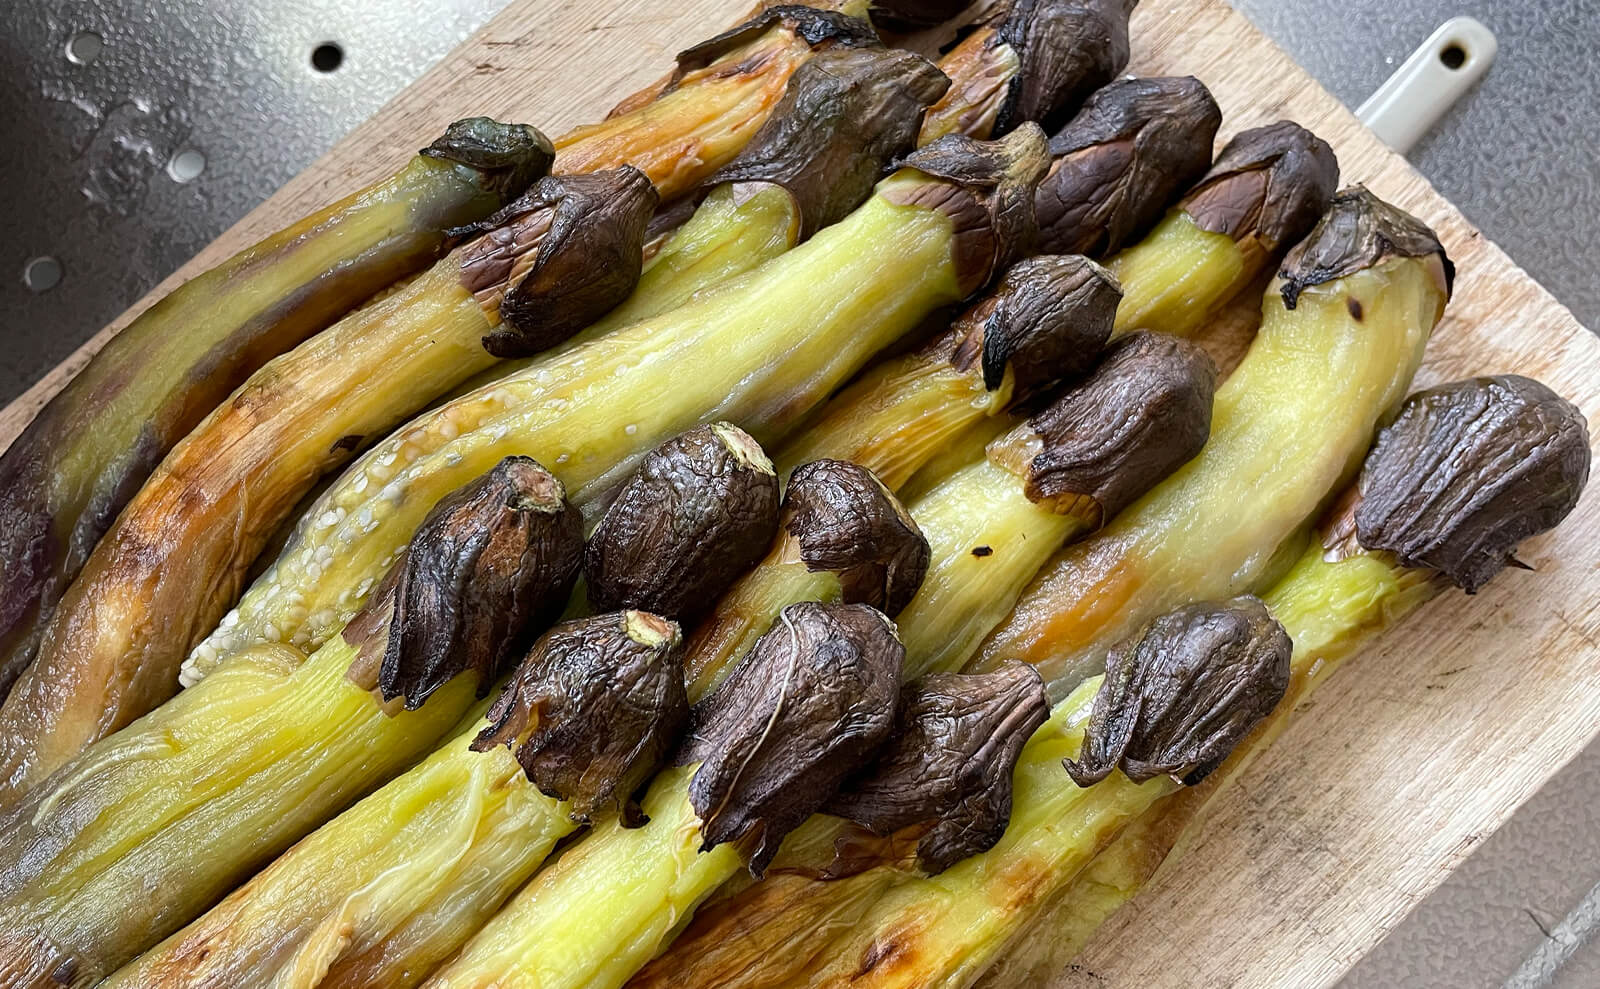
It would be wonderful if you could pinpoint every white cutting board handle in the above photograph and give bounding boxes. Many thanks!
[1356,16,1497,154]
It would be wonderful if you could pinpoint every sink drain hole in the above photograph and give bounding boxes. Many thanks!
[312,42,344,73]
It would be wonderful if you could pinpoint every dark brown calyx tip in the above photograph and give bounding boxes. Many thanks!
[1066,596,1291,787]
[472,610,688,826]
[784,459,930,616]
[674,3,881,83]
[422,117,555,200]
[1036,75,1222,257]
[1352,375,1591,593]
[888,125,1052,295]
[992,330,1217,522]
[868,0,970,32]
[374,457,584,710]
[682,600,904,876]
[1279,185,1455,310]
[709,48,950,237]
[1180,121,1339,258]
[586,423,781,623]
[990,0,1136,136]
[951,254,1121,402]
[824,662,1049,874]
[458,167,659,358]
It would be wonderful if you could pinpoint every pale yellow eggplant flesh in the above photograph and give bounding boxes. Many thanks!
[0,256,501,808]
[0,634,484,988]
[975,543,1442,986]
[199,176,964,675]
[1,151,1009,986]
[102,725,573,989]
[1107,210,1259,340]
[971,252,1448,693]
[0,184,806,986]
[426,765,743,989]
[0,0,869,809]
[0,120,550,703]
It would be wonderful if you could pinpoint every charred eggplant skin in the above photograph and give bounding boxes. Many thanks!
[1065,596,1292,786]
[683,600,905,876]
[867,0,970,32]
[1035,76,1222,257]
[708,47,951,237]
[784,458,931,615]
[1351,375,1591,592]
[826,663,1050,873]
[1004,330,1219,521]
[0,118,552,701]
[585,423,782,622]
[474,609,688,826]
[373,456,585,710]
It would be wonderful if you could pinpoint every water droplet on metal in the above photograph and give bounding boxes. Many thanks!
[167,147,206,182]
[66,31,104,66]
[23,256,63,293]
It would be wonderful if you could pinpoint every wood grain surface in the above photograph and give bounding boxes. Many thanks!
[3,1,1598,986]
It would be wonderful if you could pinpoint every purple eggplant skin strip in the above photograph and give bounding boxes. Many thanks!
[0,117,553,701]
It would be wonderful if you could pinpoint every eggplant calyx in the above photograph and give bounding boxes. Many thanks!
[1179,120,1339,262]
[1066,596,1291,787]
[472,609,689,826]
[456,167,660,357]
[585,423,782,623]
[1034,75,1221,257]
[421,116,555,200]
[824,662,1049,874]
[783,459,930,616]
[1278,184,1454,310]
[681,600,904,876]
[989,330,1217,523]
[1344,374,1591,592]
[348,456,584,710]
[708,48,951,238]
[885,125,1053,296]
[949,253,1121,403]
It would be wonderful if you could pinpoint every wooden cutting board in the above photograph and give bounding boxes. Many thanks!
[4,1,1598,986]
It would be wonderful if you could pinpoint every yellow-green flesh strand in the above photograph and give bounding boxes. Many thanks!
[203,186,960,669]
[0,637,478,982]
[772,349,1006,489]
[1107,210,1248,339]
[429,766,740,989]
[898,460,1091,680]
[974,256,1440,692]
[105,723,571,988]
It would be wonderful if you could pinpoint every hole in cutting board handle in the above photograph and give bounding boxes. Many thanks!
[1356,16,1498,154]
